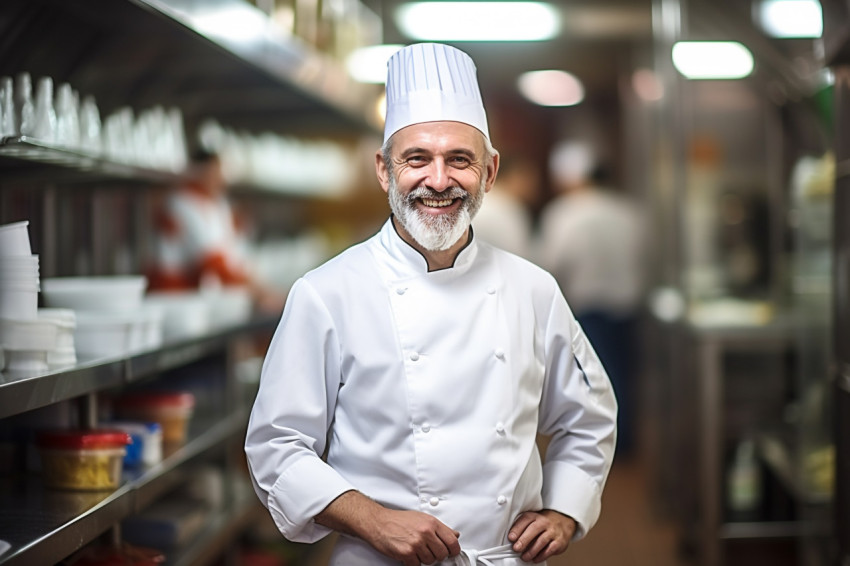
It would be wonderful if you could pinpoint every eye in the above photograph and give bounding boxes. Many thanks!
[448,155,471,168]
[406,155,427,166]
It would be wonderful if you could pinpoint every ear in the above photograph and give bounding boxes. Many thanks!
[483,151,500,194]
[375,150,391,194]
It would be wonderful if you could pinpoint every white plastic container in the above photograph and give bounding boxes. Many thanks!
[42,276,147,313]
[0,317,58,351]
[46,347,77,370]
[0,278,40,291]
[0,286,39,320]
[101,421,163,467]
[0,254,39,273]
[0,317,57,372]
[144,291,210,340]
[3,349,49,372]
[38,308,76,349]
[38,309,77,369]
[203,286,252,329]
[74,312,136,358]
[0,221,32,256]
[141,307,164,350]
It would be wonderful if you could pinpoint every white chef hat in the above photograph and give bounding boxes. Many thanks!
[549,141,594,185]
[383,43,490,143]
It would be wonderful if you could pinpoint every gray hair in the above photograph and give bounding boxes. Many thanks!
[381,131,498,176]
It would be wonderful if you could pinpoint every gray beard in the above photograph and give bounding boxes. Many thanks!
[388,174,485,251]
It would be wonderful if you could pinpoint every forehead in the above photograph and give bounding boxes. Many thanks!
[392,121,485,155]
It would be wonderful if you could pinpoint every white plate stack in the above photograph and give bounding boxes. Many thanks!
[41,276,161,359]
[0,221,59,373]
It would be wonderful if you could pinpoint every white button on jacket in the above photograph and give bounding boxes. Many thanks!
[245,220,618,566]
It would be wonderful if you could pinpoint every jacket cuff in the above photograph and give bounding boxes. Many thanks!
[541,460,603,540]
[267,456,356,543]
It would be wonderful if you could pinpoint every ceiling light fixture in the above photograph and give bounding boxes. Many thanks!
[395,2,560,42]
[757,0,823,38]
[671,41,754,80]
[346,44,405,83]
[193,6,270,43]
[632,69,664,102]
[517,70,584,106]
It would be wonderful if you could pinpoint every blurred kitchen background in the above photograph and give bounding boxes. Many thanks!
[0,0,848,565]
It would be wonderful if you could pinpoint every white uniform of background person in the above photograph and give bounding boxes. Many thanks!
[472,155,538,260]
[538,141,647,457]
[245,44,617,566]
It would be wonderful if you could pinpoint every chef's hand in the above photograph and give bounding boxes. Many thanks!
[315,490,461,566]
[508,509,576,563]
[369,508,461,566]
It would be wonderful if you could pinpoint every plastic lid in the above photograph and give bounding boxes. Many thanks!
[114,392,195,409]
[102,421,163,434]
[38,429,132,450]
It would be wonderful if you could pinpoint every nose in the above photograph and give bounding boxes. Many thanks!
[425,159,453,192]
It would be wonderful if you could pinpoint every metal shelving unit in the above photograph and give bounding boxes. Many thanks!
[0,136,184,186]
[166,480,263,566]
[0,316,277,420]
[0,312,277,565]
[1,0,382,136]
[0,410,248,566]
[668,316,798,566]
[0,1,379,564]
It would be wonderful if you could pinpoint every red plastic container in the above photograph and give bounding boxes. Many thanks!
[113,392,195,445]
[38,429,132,491]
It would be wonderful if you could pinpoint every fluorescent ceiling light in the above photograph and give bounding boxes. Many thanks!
[672,41,754,80]
[758,0,823,38]
[632,69,664,102]
[346,44,405,83]
[517,70,584,106]
[193,6,269,43]
[396,2,560,41]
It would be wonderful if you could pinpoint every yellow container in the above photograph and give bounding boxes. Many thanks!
[38,430,131,491]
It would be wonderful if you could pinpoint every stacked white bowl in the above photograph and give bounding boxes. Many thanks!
[38,308,77,369]
[0,221,59,373]
[0,222,39,320]
[41,276,161,359]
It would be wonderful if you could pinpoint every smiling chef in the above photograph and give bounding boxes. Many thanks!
[245,43,618,566]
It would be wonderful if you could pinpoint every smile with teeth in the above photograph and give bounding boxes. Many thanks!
[420,197,456,208]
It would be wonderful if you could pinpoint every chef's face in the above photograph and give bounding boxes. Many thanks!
[377,121,498,251]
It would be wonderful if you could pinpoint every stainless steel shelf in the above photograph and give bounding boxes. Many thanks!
[2,0,381,136]
[757,432,832,506]
[0,136,183,186]
[0,410,247,566]
[130,0,382,132]
[0,315,278,420]
[719,520,829,540]
[167,480,263,566]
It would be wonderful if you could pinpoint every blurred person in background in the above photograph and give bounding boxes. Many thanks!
[538,141,648,459]
[245,43,617,566]
[473,153,540,259]
[146,149,285,313]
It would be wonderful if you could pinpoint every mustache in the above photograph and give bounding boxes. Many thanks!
[406,186,469,203]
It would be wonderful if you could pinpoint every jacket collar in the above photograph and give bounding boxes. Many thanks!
[376,217,479,277]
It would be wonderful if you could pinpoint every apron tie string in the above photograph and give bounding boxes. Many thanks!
[456,544,517,565]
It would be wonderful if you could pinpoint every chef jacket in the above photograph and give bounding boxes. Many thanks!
[245,218,617,565]
[149,186,252,290]
[538,190,648,316]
